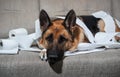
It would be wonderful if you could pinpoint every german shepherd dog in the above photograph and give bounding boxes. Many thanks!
[39,9,120,64]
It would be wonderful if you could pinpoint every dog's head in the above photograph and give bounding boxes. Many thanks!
[39,9,77,63]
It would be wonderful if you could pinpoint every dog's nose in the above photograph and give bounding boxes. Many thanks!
[48,55,59,64]
[47,50,58,58]
[48,54,58,58]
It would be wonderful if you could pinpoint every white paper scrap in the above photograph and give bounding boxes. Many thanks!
[65,48,105,56]
[92,11,115,33]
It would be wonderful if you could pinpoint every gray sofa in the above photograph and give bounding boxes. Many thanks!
[0,0,120,77]
[0,49,120,77]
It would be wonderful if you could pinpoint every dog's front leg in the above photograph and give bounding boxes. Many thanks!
[36,39,47,61]
[39,49,47,61]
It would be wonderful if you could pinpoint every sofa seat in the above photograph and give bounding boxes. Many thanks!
[0,49,120,77]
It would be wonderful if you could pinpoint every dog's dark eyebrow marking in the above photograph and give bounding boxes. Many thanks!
[58,35,68,44]
[46,33,53,43]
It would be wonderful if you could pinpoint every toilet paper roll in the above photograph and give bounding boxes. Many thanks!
[12,35,34,49]
[9,28,28,39]
[0,39,19,54]
[0,39,18,50]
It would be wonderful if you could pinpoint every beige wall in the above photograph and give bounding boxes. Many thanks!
[112,0,120,20]
[40,0,112,17]
[0,0,120,38]
[0,0,40,38]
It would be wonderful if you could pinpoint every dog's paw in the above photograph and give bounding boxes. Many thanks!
[39,49,47,61]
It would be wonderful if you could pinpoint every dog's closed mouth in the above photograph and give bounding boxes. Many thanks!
[48,56,63,65]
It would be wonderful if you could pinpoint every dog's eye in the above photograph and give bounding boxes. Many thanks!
[58,35,67,43]
[46,34,53,43]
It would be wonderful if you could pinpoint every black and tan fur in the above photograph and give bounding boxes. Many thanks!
[39,9,120,64]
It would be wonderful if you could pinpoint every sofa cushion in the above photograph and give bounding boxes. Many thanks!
[0,49,120,77]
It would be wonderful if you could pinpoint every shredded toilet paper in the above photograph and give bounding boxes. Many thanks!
[92,11,116,33]
[35,19,42,40]
[1,11,120,56]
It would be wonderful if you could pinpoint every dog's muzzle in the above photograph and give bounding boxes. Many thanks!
[47,50,64,64]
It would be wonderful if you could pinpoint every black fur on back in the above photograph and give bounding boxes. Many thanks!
[78,15,101,35]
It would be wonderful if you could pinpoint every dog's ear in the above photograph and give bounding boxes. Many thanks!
[39,9,51,32]
[63,9,76,29]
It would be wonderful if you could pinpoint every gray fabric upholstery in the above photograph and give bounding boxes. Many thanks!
[1,0,120,77]
[0,49,120,77]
